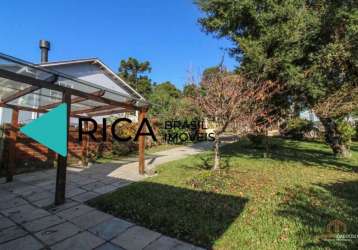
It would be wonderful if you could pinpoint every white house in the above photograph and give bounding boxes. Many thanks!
[0,50,144,125]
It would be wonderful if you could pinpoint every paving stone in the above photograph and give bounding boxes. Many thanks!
[111,226,161,250]
[0,235,43,250]
[47,200,79,213]
[0,197,28,211]
[2,204,50,224]
[100,178,121,185]
[66,183,81,190]
[82,181,107,191]
[0,225,28,243]
[15,174,44,182]
[93,185,118,194]
[42,183,57,192]
[71,191,100,202]
[111,180,132,188]
[23,215,65,233]
[55,204,94,220]
[65,187,86,198]
[89,217,133,240]
[95,242,125,250]
[0,190,18,202]
[71,177,97,186]
[43,168,57,175]
[51,231,105,250]
[70,210,113,230]
[35,222,81,246]
[0,180,27,192]
[33,197,54,208]
[0,216,16,230]
[144,235,197,250]
[12,185,42,196]
[25,190,53,202]
[33,180,55,188]
[22,178,51,186]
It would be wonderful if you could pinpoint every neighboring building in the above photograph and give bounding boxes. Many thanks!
[300,110,320,122]
[0,57,144,125]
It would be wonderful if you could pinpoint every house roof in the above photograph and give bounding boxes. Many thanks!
[39,58,145,100]
[0,52,148,117]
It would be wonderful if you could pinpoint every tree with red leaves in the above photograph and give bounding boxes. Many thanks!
[195,68,279,170]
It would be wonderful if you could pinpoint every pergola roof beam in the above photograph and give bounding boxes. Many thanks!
[0,69,142,110]
[1,86,40,104]
[84,108,133,117]
[39,90,105,109]
[71,104,117,115]
[0,75,58,104]
[0,102,85,118]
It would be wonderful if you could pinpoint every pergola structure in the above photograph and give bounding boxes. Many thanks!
[0,53,149,205]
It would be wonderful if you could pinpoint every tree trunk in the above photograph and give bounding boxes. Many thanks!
[319,117,351,158]
[264,128,270,158]
[213,134,220,170]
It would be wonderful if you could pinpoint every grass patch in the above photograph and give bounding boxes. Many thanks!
[88,138,358,249]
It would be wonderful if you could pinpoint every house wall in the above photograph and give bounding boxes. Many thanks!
[49,63,139,124]
[1,124,114,173]
[0,108,11,124]
[49,63,130,95]
[0,108,39,125]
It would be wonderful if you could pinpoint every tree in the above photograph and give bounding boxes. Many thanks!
[118,57,152,98]
[153,81,181,98]
[196,0,358,157]
[195,68,279,170]
[148,81,201,143]
[183,84,197,98]
[313,84,358,157]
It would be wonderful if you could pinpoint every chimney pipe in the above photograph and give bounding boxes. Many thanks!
[39,40,50,63]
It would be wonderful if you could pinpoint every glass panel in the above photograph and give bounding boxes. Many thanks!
[0,77,32,101]
[76,99,106,107]
[103,91,129,103]
[0,58,52,80]
[0,53,149,111]
[57,76,99,94]
[6,88,63,108]
[89,107,128,117]
[71,102,94,111]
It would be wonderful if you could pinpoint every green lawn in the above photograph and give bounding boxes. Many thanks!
[88,138,358,249]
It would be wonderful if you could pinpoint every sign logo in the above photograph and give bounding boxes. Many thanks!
[20,104,68,157]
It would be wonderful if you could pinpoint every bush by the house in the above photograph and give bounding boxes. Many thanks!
[281,117,316,140]
[337,120,356,148]
[247,133,266,147]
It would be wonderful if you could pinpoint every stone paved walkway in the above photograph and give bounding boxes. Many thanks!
[0,141,226,250]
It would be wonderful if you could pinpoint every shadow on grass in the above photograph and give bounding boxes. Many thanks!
[88,182,247,249]
[220,138,358,172]
[277,180,358,249]
[193,155,232,171]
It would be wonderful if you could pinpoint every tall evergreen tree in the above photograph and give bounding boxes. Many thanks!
[118,57,152,98]
[196,0,358,157]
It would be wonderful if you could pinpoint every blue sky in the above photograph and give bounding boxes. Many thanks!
[1,0,237,89]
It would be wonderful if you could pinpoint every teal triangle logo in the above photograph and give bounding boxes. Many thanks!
[20,103,68,157]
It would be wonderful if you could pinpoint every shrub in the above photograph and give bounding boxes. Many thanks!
[110,120,138,157]
[337,120,356,148]
[247,133,266,146]
[112,141,135,156]
[281,118,315,140]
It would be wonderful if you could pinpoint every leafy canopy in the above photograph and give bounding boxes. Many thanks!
[196,0,358,108]
[118,57,152,98]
